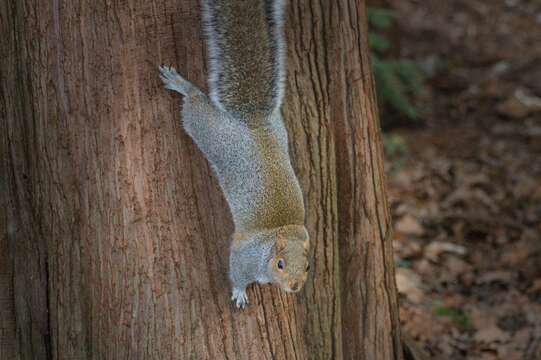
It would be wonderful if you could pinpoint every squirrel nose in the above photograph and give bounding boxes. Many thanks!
[290,282,300,292]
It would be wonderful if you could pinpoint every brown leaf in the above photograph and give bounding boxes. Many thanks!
[396,268,425,304]
[393,239,423,259]
[496,346,523,360]
[443,293,466,308]
[443,255,472,277]
[501,229,541,266]
[497,88,541,119]
[527,278,541,294]
[476,271,515,284]
[474,326,510,344]
[400,307,448,340]
[512,328,531,350]
[469,306,498,330]
[396,215,425,237]
[497,95,532,119]
[425,241,467,262]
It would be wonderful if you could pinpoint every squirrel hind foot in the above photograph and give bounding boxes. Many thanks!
[231,287,249,309]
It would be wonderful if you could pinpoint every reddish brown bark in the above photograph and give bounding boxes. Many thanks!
[1,0,402,359]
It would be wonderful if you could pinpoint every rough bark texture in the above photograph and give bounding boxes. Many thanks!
[0,0,402,359]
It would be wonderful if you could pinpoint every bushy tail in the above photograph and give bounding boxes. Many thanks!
[203,0,286,121]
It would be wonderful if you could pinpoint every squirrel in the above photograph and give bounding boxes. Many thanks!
[159,0,309,308]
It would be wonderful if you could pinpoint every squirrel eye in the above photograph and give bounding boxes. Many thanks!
[277,259,285,270]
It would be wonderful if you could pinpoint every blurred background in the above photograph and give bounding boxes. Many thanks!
[366,0,541,358]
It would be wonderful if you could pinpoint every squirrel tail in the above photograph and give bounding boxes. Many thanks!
[203,0,286,121]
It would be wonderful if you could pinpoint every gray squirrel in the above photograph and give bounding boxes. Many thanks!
[159,0,309,308]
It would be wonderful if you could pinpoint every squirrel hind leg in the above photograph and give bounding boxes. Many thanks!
[231,287,249,309]
[159,65,198,97]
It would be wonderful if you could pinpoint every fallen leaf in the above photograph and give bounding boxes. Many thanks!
[393,238,423,259]
[414,259,436,277]
[443,255,472,277]
[527,278,541,294]
[469,306,498,330]
[400,307,448,340]
[515,88,541,109]
[512,328,531,349]
[474,326,510,344]
[425,241,467,261]
[396,268,425,303]
[497,95,532,119]
[496,346,523,360]
[437,335,456,357]
[403,334,431,360]
[476,271,515,284]
[501,229,541,266]
[396,215,425,237]
[497,88,541,119]
[443,294,466,308]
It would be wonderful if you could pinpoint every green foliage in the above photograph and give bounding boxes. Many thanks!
[368,33,390,52]
[383,134,408,175]
[383,133,408,158]
[433,306,472,331]
[368,7,425,121]
[373,59,424,120]
[395,258,412,268]
[367,7,395,30]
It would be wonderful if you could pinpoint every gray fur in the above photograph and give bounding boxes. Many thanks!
[159,0,308,309]
[202,0,286,123]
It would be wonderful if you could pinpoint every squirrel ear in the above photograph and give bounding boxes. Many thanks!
[276,233,287,252]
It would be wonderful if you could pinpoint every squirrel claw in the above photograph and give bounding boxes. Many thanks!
[159,65,198,97]
[231,288,249,309]
[159,65,181,89]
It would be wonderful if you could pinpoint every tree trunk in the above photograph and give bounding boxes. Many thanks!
[0,0,402,359]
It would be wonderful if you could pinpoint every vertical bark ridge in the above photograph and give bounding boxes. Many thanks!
[286,0,343,357]
[0,2,18,357]
[334,1,403,359]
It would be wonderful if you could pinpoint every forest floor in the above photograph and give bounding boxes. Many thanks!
[381,0,541,359]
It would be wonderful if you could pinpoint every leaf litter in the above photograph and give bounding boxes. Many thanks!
[380,0,541,358]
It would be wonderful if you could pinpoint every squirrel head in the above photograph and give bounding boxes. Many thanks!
[267,225,310,293]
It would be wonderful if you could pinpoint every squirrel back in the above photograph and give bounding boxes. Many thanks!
[203,0,285,123]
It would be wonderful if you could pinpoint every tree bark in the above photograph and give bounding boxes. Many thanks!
[1,0,402,359]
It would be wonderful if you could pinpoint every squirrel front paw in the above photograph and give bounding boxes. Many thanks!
[231,287,249,309]
[159,65,196,97]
